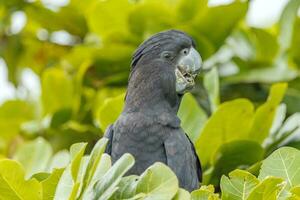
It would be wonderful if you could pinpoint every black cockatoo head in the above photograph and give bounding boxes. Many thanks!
[131,30,202,94]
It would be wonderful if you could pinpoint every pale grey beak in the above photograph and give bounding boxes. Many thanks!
[175,47,202,94]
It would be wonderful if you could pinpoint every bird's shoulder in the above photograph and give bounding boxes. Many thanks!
[116,111,180,130]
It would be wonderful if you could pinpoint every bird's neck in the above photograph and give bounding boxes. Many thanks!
[124,65,181,116]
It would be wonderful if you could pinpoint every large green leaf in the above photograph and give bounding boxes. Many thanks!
[173,188,190,200]
[41,68,75,115]
[80,138,108,195]
[25,3,88,37]
[289,186,300,200]
[175,0,207,23]
[86,0,133,40]
[53,143,87,200]
[203,67,220,112]
[246,177,285,200]
[178,93,207,142]
[135,162,179,200]
[128,1,174,38]
[259,147,300,188]
[278,0,300,51]
[53,165,74,200]
[248,83,287,143]
[192,1,248,57]
[97,93,125,131]
[109,175,142,200]
[42,168,64,200]
[0,100,34,153]
[0,159,42,200]
[13,137,53,178]
[220,169,259,200]
[70,143,88,182]
[195,99,254,166]
[84,153,134,200]
[191,185,220,200]
[48,150,70,172]
[209,140,264,185]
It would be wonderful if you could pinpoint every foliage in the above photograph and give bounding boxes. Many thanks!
[1,0,300,199]
[2,138,300,199]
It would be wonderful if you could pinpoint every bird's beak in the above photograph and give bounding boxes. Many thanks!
[175,47,202,94]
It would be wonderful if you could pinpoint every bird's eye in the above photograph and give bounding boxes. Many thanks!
[182,48,189,55]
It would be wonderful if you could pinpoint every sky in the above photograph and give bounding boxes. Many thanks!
[0,0,292,104]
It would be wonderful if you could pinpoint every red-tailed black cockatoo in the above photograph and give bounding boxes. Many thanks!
[104,30,202,191]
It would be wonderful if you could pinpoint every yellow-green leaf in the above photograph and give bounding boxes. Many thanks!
[195,99,254,167]
[0,159,42,200]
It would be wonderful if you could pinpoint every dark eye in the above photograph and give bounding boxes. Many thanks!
[182,48,189,55]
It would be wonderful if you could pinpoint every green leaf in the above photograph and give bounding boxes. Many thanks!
[70,143,88,182]
[54,165,74,200]
[97,93,125,131]
[248,83,287,143]
[42,168,64,200]
[209,140,264,185]
[178,93,208,142]
[195,99,254,167]
[278,0,300,51]
[128,1,174,37]
[0,100,35,152]
[175,0,207,22]
[86,0,133,40]
[191,185,220,200]
[173,188,191,200]
[193,1,248,57]
[41,68,74,114]
[259,147,300,188]
[13,137,53,178]
[80,138,108,195]
[90,154,112,184]
[247,177,285,200]
[0,159,42,200]
[84,153,134,200]
[48,150,70,172]
[50,108,73,129]
[220,169,259,200]
[203,67,220,112]
[135,162,179,200]
[289,186,300,200]
[109,175,141,200]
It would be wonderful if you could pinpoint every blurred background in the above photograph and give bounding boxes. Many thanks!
[0,0,300,167]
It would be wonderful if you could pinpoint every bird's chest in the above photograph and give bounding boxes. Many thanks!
[112,113,169,159]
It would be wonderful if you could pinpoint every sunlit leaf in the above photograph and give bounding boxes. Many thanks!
[13,137,53,178]
[173,188,191,200]
[259,147,300,188]
[278,0,300,50]
[209,140,264,185]
[191,185,219,200]
[178,93,207,142]
[0,159,42,200]
[97,93,125,131]
[203,67,220,112]
[42,168,64,200]
[247,177,285,200]
[135,162,179,200]
[248,83,287,143]
[220,169,259,200]
[84,153,134,200]
[195,99,254,166]
[41,68,74,114]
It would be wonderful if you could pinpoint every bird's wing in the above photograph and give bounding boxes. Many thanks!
[164,128,202,191]
[185,133,202,183]
[104,124,114,155]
